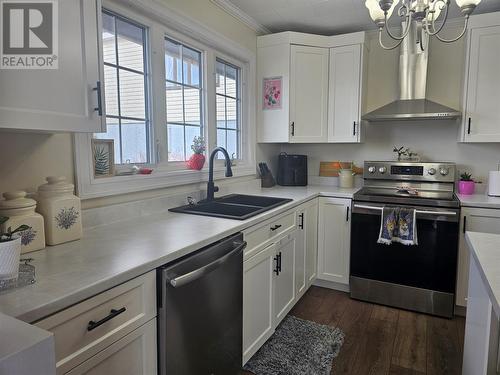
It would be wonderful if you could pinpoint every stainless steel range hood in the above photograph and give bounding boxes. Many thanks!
[362,22,461,122]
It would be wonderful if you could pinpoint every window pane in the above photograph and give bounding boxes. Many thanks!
[121,120,148,163]
[226,130,237,158]
[185,126,201,160]
[95,120,121,163]
[217,128,226,149]
[184,87,201,125]
[226,65,237,98]
[165,39,181,83]
[96,12,149,166]
[183,46,201,87]
[119,69,145,118]
[103,65,118,116]
[226,97,237,129]
[102,13,116,64]
[167,124,184,161]
[215,61,225,95]
[116,18,144,72]
[216,95,226,125]
[166,82,183,123]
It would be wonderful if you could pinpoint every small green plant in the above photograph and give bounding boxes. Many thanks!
[190,136,206,155]
[460,172,473,181]
[93,145,109,175]
[0,217,30,243]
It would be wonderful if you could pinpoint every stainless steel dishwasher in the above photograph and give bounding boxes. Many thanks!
[157,232,246,375]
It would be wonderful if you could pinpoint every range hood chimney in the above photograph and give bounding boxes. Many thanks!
[363,21,461,122]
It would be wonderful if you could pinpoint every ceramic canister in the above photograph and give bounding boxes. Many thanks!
[36,177,83,245]
[0,191,45,253]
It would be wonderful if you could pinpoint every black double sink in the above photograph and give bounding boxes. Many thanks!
[169,194,293,220]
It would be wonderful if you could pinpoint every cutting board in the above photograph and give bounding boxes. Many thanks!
[319,161,363,177]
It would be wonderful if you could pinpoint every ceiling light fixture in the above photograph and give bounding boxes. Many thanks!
[365,0,482,50]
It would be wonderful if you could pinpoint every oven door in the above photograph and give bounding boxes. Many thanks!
[350,202,460,316]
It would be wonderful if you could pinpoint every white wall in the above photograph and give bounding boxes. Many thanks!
[281,25,500,184]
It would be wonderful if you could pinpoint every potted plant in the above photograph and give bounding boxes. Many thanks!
[458,172,475,195]
[187,136,206,171]
[0,217,30,280]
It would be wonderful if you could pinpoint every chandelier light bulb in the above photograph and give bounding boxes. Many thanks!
[365,0,399,26]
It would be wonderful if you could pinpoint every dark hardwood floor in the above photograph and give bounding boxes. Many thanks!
[287,286,465,375]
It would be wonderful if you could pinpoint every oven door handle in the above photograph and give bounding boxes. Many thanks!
[353,204,457,217]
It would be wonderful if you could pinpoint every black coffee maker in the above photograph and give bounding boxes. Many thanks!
[277,153,307,186]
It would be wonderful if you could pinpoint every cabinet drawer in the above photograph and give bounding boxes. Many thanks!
[244,211,296,259]
[65,319,157,375]
[36,271,156,374]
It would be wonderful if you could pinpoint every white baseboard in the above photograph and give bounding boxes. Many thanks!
[313,278,350,293]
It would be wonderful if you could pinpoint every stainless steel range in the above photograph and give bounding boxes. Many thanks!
[350,161,460,318]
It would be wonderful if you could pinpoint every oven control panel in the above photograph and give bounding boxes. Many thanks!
[363,161,456,182]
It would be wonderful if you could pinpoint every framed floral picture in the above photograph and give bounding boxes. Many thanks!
[263,77,282,110]
[91,139,115,178]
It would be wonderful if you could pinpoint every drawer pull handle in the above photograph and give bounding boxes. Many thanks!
[270,224,282,231]
[87,307,126,331]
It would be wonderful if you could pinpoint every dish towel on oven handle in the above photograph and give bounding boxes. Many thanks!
[377,206,418,246]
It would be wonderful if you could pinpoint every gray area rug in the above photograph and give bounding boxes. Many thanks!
[243,315,345,375]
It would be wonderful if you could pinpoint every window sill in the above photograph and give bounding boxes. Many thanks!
[76,163,256,199]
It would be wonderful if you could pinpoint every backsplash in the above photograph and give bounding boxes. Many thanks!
[281,120,500,186]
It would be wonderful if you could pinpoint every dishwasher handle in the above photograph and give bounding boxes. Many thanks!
[168,240,246,288]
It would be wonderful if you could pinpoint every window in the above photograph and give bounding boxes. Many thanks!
[95,11,150,164]
[215,59,241,159]
[165,38,203,162]
[75,3,256,199]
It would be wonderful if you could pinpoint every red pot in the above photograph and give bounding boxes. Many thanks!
[187,154,206,170]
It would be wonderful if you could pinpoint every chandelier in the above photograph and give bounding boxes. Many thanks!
[365,0,482,50]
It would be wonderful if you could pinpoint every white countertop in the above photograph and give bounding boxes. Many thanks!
[466,231,500,317]
[0,185,359,323]
[457,193,500,209]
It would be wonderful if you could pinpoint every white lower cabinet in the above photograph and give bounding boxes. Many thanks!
[456,207,500,307]
[273,233,297,326]
[243,243,275,364]
[463,255,500,375]
[66,319,157,375]
[243,199,319,365]
[317,197,351,286]
[36,271,157,375]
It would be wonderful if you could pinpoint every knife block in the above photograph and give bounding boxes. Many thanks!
[261,171,276,188]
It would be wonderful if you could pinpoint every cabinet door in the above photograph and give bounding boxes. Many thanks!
[0,0,105,132]
[317,197,351,285]
[304,201,319,288]
[328,45,362,143]
[289,45,329,143]
[65,319,157,375]
[243,244,275,364]
[463,259,495,375]
[456,208,500,307]
[295,210,306,299]
[463,25,500,142]
[274,234,296,326]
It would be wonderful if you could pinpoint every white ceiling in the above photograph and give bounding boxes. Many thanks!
[224,0,500,35]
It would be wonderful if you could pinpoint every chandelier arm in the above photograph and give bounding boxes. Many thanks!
[384,12,412,41]
[424,0,450,36]
[378,28,405,50]
[434,16,469,43]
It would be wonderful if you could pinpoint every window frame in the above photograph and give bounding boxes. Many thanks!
[98,9,152,165]
[74,0,256,199]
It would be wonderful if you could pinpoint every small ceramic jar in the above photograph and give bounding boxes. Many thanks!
[0,191,45,253]
[36,177,82,245]
[339,169,355,188]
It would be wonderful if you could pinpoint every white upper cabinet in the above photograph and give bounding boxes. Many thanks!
[257,31,366,144]
[0,0,105,133]
[461,12,500,142]
[289,45,329,143]
[328,44,364,143]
